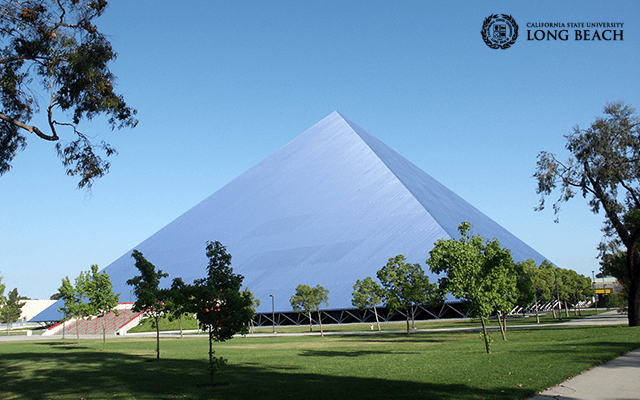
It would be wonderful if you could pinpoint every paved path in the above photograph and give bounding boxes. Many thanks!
[528,311,640,400]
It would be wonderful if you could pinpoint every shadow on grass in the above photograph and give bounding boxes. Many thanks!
[338,333,450,344]
[299,349,419,357]
[0,346,533,400]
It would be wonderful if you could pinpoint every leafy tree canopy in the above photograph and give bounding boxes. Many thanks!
[0,0,137,188]
[377,255,440,313]
[351,277,382,311]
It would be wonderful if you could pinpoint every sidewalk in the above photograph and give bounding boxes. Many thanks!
[528,311,640,400]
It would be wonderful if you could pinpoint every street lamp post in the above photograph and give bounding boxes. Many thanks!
[269,294,275,334]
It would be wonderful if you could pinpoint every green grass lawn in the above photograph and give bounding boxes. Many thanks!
[1,324,638,400]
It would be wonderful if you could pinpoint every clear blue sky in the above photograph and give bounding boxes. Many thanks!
[1,1,637,299]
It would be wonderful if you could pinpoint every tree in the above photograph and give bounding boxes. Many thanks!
[290,284,330,336]
[0,275,5,318]
[600,248,629,309]
[84,264,119,351]
[126,250,169,361]
[188,241,253,386]
[352,277,383,331]
[1,287,25,334]
[561,268,594,315]
[514,259,556,323]
[534,102,640,326]
[167,277,191,339]
[58,272,90,345]
[377,255,441,334]
[243,288,260,334]
[0,0,137,189]
[427,222,517,353]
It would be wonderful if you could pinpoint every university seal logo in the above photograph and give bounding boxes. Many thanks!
[481,14,518,49]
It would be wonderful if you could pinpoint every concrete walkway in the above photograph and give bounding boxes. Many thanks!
[528,311,640,400]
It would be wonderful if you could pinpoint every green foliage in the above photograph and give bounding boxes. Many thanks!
[600,249,630,307]
[0,275,5,303]
[0,276,5,322]
[127,250,169,316]
[126,250,169,360]
[85,264,119,318]
[166,277,191,338]
[290,284,329,314]
[427,222,517,352]
[1,288,26,334]
[190,241,253,341]
[535,101,640,326]
[515,260,593,308]
[0,0,137,188]
[243,287,260,316]
[376,254,441,334]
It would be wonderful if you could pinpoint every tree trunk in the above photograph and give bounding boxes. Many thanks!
[209,327,215,386]
[156,316,160,361]
[480,316,491,354]
[308,311,313,332]
[502,312,507,338]
[411,305,416,330]
[535,301,540,324]
[317,309,324,337]
[558,301,563,321]
[179,315,183,339]
[565,301,569,317]
[373,305,381,331]
[497,312,506,341]
[406,307,410,335]
[627,249,640,326]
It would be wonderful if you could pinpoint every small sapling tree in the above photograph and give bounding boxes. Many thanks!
[1,288,25,334]
[84,264,119,351]
[58,272,90,345]
[427,222,516,353]
[127,250,169,360]
[352,277,383,330]
[189,241,253,386]
[377,255,441,334]
[167,277,191,339]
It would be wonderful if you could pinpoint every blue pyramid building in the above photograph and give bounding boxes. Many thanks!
[35,111,549,320]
